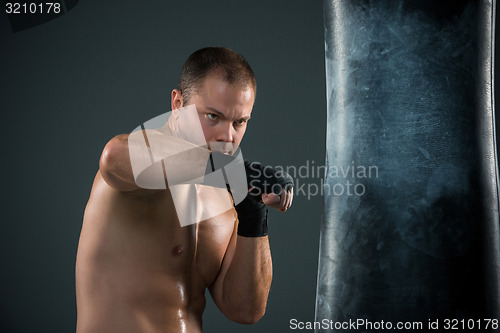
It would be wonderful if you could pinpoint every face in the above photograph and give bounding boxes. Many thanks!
[171,73,255,154]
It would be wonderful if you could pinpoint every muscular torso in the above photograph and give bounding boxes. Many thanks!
[76,172,237,333]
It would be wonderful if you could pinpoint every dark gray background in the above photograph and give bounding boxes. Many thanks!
[0,1,326,332]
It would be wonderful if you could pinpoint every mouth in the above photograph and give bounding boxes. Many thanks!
[211,149,231,155]
[208,142,236,156]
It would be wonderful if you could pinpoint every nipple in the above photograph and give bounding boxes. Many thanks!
[172,245,184,256]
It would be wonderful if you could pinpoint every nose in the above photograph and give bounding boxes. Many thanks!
[216,121,234,142]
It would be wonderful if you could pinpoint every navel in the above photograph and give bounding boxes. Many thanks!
[172,245,184,256]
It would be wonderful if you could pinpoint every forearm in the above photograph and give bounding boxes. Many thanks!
[216,236,272,324]
[210,160,293,323]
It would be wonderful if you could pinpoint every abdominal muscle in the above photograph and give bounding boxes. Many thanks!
[76,172,236,333]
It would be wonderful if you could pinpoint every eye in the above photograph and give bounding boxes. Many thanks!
[234,119,247,126]
[207,113,218,121]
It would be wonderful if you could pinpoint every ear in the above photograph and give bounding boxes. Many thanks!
[171,89,184,110]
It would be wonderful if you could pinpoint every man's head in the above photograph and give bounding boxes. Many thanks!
[176,47,256,104]
[171,47,256,153]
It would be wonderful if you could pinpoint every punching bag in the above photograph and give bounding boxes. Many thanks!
[316,0,500,331]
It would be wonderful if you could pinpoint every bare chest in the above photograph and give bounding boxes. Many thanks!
[81,178,237,289]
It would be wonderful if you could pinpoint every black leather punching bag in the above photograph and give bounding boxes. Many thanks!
[316,0,500,331]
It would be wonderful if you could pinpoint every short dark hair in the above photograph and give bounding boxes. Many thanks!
[178,47,256,103]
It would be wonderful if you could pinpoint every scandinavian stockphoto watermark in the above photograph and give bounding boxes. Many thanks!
[126,106,379,226]
[289,318,499,331]
[259,160,379,200]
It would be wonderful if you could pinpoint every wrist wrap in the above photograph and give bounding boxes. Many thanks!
[235,196,268,237]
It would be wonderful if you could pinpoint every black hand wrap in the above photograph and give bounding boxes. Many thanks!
[235,160,294,237]
[235,195,268,237]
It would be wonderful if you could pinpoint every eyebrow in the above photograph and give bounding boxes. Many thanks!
[206,106,251,121]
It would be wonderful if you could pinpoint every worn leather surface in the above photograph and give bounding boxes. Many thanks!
[317,0,500,329]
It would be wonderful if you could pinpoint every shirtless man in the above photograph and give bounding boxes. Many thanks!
[76,47,294,332]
